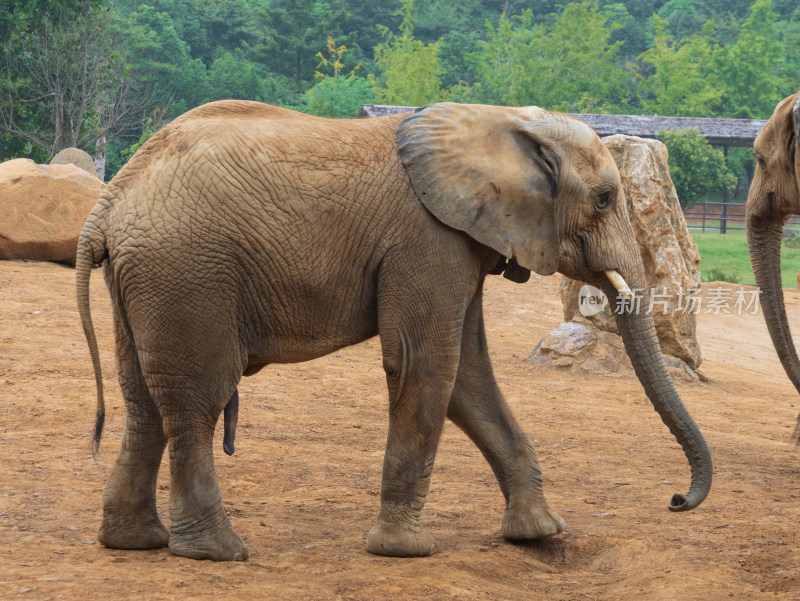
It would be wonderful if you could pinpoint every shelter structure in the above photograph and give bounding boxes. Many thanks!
[357,105,767,148]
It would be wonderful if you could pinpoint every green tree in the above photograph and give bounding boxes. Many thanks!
[715,0,786,118]
[602,2,647,62]
[197,0,262,63]
[606,0,663,23]
[468,10,536,105]
[119,107,167,164]
[0,0,147,174]
[302,36,375,117]
[336,0,399,74]
[657,128,736,208]
[0,0,62,160]
[116,4,210,117]
[373,0,445,105]
[302,76,375,116]
[775,6,800,98]
[208,48,267,101]
[0,0,132,162]
[656,0,702,40]
[113,0,211,62]
[636,17,724,116]
[437,31,481,89]
[531,1,631,111]
[469,2,631,112]
[253,0,346,93]
[411,0,490,42]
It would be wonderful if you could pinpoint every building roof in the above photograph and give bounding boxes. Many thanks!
[357,104,767,147]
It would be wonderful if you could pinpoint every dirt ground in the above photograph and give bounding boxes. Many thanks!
[1,260,799,601]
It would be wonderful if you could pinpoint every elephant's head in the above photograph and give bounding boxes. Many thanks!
[746,91,800,411]
[398,103,711,511]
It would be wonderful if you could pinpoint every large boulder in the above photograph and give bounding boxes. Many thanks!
[50,147,97,177]
[0,158,105,265]
[543,135,703,371]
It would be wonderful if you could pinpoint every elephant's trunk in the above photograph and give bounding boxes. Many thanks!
[601,276,712,511]
[746,216,800,404]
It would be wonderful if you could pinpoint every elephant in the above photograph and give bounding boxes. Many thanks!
[746,89,800,433]
[76,100,712,562]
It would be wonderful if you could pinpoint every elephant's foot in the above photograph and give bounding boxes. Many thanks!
[501,503,566,540]
[98,511,169,550]
[366,518,437,557]
[168,518,249,562]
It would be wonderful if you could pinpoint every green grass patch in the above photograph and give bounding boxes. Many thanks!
[690,230,800,287]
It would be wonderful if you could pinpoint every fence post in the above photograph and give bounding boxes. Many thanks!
[702,202,706,232]
[721,146,729,234]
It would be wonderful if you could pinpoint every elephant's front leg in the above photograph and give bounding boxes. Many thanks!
[366,299,464,557]
[447,288,565,540]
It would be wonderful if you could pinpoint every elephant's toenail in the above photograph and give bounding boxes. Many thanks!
[232,552,243,561]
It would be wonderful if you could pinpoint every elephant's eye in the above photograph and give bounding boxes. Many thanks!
[595,191,612,211]
[757,156,767,170]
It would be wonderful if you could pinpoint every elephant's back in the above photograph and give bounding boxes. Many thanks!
[118,100,409,174]
[99,99,424,292]
[105,100,413,211]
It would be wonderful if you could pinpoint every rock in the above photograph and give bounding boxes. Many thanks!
[50,147,97,177]
[580,358,600,371]
[0,158,105,265]
[531,321,695,382]
[599,355,619,373]
[560,135,702,370]
[534,322,597,358]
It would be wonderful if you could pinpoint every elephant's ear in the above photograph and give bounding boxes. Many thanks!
[397,103,561,276]
[793,90,800,147]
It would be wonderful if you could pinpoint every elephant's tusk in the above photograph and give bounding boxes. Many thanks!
[604,269,633,301]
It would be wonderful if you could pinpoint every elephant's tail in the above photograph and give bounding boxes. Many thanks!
[75,211,108,455]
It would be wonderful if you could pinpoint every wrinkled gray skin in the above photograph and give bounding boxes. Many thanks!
[76,101,711,562]
[746,90,800,434]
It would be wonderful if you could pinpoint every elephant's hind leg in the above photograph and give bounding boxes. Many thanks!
[447,289,565,540]
[137,305,248,562]
[98,312,169,550]
[158,400,247,562]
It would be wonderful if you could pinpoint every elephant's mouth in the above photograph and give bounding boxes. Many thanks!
[559,233,631,294]
[558,232,594,282]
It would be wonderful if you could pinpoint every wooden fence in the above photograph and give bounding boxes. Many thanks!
[683,202,800,233]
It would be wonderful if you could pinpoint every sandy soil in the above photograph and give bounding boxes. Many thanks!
[1,260,799,601]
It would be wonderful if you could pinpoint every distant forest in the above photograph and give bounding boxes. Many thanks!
[1,0,798,184]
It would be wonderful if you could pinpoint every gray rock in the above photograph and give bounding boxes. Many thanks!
[50,147,96,176]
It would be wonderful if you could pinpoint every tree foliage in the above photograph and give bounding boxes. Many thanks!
[657,128,737,208]
[0,0,798,190]
[466,3,631,112]
[302,36,375,117]
[0,0,145,165]
[715,0,786,118]
[636,18,723,117]
[373,0,445,106]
